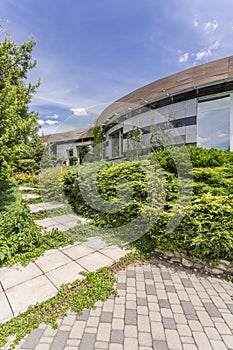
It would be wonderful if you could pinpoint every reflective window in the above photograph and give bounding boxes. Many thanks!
[110,129,123,158]
[197,96,230,150]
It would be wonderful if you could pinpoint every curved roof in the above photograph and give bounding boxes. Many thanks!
[40,126,94,143]
[96,55,233,126]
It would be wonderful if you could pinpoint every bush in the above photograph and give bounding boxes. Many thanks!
[0,179,72,267]
[14,172,38,186]
[62,147,233,263]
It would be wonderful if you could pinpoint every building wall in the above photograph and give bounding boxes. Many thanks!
[56,142,78,166]
[105,98,198,160]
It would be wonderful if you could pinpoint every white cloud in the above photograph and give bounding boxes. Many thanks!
[38,119,60,125]
[209,41,220,50]
[194,40,221,62]
[46,114,59,119]
[70,107,88,116]
[195,49,212,61]
[203,20,218,32]
[179,52,189,63]
[193,16,199,28]
[46,120,60,125]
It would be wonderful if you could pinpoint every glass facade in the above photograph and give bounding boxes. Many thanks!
[197,96,230,150]
[110,129,123,158]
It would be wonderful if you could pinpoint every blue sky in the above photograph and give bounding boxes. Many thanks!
[1,0,233,135]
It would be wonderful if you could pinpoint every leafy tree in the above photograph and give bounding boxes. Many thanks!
[0,26,40,180]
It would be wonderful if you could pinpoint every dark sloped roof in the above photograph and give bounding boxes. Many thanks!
[96,55,233,126]
[40,126,94,144]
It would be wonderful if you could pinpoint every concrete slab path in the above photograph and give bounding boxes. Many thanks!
[0,237,127,324]
[29,202,65,213]
[9,261,233,350]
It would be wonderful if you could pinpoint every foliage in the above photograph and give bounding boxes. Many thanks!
[40,143,65,169]
[125,126,143,160]
[150,146,233,175]
[0,252,141,349]
[0,180,74,267]
[14,172,39,186]
[39,167,67,202]
[63,146,233,264]
[0,28,40,181]
[12,133,45,175]
[93,124,105,146]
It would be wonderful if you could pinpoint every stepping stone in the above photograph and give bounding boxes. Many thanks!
[0,291,13,323]
[46,261,86,288]
[35,250,73,273]
[35,214,86,231]
[19,186,36,191]
[0,262,42,290]
[22,193,40,200]
[6,275,57,316]
[29,202,65,213]
[77,251,113,271]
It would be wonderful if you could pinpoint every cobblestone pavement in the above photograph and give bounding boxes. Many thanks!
[11,260,233,350]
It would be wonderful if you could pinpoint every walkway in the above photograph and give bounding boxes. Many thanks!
[2,187,233,349]
[0,188,128,324]
[13,261,233,350]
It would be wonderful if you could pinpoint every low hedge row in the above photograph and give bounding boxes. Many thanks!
[62,146,233,263]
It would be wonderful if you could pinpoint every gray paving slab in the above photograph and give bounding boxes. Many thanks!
[46,261,86,288]
[62,243,95,260]
[0,291,13,323]
[5,275,57,316]
[77,251,113,271]
[22,193,40,200]
[99,245,128,260]
[34,250,73,273]
[83,236,109,250]
[35,214,84,231]
[29,202,65,213]
[19,186,36,191]
[0,262,42,290]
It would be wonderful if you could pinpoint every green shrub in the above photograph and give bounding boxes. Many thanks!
[14,172,38,186]
[62,147,233,264]
[40,167,66,202]
[0,180,73,267]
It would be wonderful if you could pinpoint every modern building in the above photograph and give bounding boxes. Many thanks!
[96,55,233,160]
[41,127,93,166]
[42,55,233,165]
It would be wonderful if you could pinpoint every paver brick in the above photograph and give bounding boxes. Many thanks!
[110,330,124,343]
[193,332,212,350]
[125,309,137,325]
[22,329,43,349]
[138,332,152,346]
[138,315,150,332]
[97,323,111,342]
[125,325,137,338]
[165,329,182,350]
[79,333,96,350]
[50,331,70,350]
[112,318,124,330]
[210,340,229,350]
[151,322,166,341]
[162,317,177,330]
[152,340,168,350]
[70,321,86,338]
[124,338,138,349]
[204,326,221,340]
